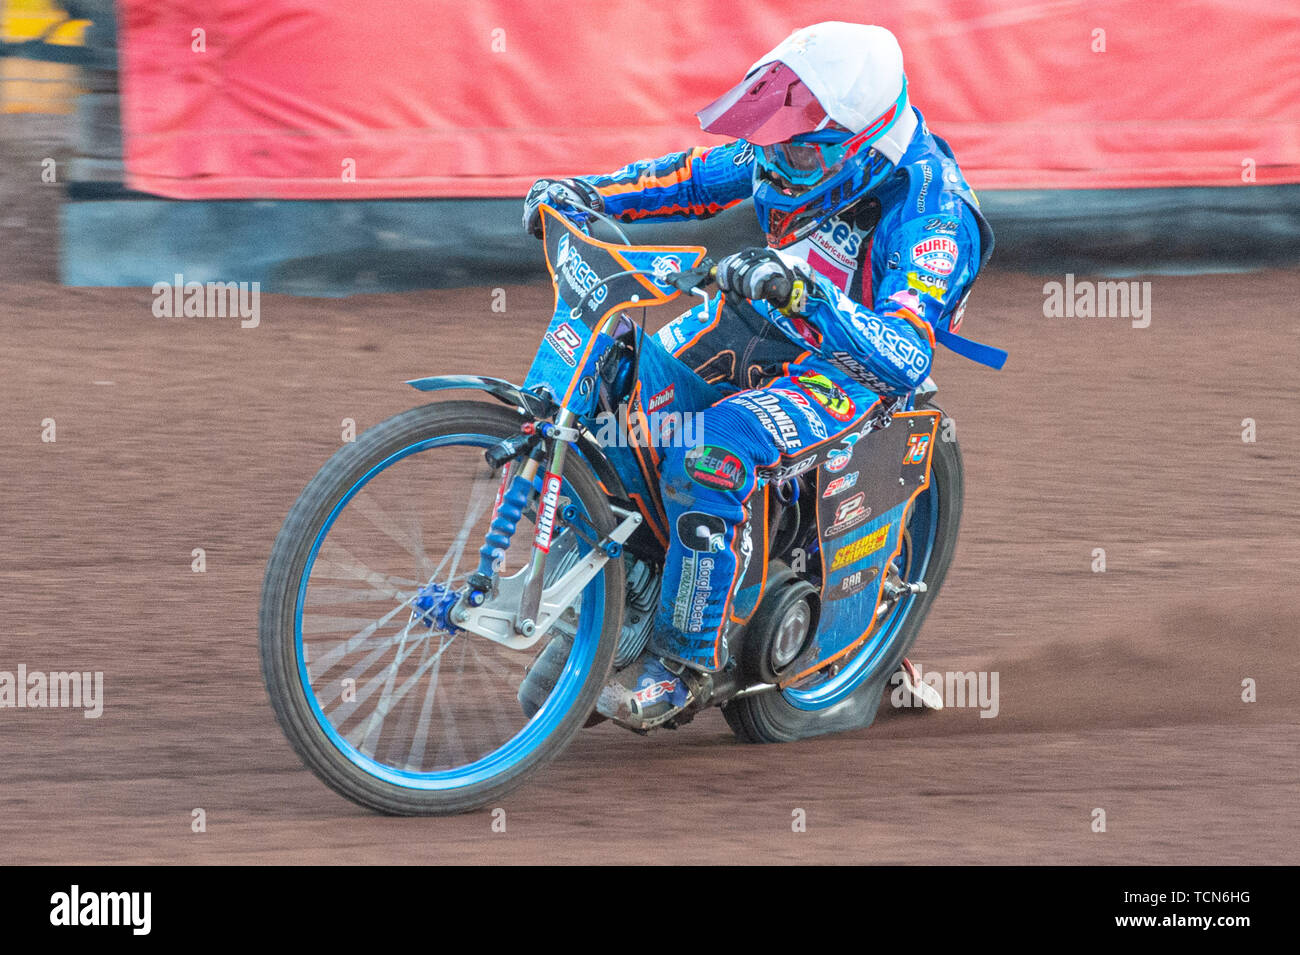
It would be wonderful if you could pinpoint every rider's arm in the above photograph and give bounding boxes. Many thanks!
[579,141,755,223]
[761,208,983,396]
[788,284,935,396]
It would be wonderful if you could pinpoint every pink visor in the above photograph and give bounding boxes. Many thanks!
[696,61,828,146]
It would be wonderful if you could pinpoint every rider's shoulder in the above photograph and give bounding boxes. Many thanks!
[877,168,980,242]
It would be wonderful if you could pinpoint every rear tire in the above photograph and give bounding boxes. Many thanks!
[723,410,963,743]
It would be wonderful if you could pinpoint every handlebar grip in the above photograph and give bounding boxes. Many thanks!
[760,274,793,308]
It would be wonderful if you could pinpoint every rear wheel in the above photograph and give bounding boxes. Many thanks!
[723,412,963,743]
[259,400,625,814]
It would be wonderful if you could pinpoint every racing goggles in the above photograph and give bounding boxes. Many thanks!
[755,80,910,195]
[756,128,858,195]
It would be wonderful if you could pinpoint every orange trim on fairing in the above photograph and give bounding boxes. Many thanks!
[729,482,770,626]
[780,410,941,686]
[539,204,706,406]
[627,382,671,536]
[678,292,726,354]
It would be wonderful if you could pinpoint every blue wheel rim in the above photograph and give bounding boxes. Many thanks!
[781,476,940,711]
[293,433,604,790]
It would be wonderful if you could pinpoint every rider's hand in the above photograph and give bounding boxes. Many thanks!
[522,178,604,239]
[714,248,815,315]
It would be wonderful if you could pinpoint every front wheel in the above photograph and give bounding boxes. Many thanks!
[259,400,625,814]
[723,409,964,743]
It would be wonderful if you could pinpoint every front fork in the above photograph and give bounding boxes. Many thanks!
[516,410,576,631]
[463,407,580,635]
[430,406,641,651]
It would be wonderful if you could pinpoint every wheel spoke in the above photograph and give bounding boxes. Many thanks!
[277,415,610,798]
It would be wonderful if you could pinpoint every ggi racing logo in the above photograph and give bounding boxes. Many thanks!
[556,234,607,307]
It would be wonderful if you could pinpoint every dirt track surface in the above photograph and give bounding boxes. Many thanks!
[2,126,1299,865]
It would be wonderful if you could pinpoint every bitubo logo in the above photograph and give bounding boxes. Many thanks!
[646,384,674,414]
[152,273,259,328]
[889,664,1000,718]
[556,234,607,306]
[50,885,151,935]
[1042,273,1152,329]
[533,473,563,553]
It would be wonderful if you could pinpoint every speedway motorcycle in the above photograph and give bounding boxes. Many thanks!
[259,202,962,815]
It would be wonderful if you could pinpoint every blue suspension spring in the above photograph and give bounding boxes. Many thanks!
[469,473,536,598]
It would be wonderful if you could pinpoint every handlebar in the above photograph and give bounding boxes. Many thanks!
[542,187,634,246]
[664,260,798,313]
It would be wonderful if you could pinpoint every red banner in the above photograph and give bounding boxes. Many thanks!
[118,0,1300,198]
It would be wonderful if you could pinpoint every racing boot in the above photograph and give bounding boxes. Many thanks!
[596,651,709,731]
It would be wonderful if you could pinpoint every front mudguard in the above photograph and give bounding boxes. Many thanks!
[405,374,630,502]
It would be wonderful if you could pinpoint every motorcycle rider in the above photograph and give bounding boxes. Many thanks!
[522,22,999,730]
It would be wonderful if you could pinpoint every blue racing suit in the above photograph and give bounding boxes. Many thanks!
[577,108,996,672]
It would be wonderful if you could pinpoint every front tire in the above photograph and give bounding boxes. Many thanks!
[260,400,625,814]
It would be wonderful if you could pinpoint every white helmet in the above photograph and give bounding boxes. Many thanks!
[697,22,919,245]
